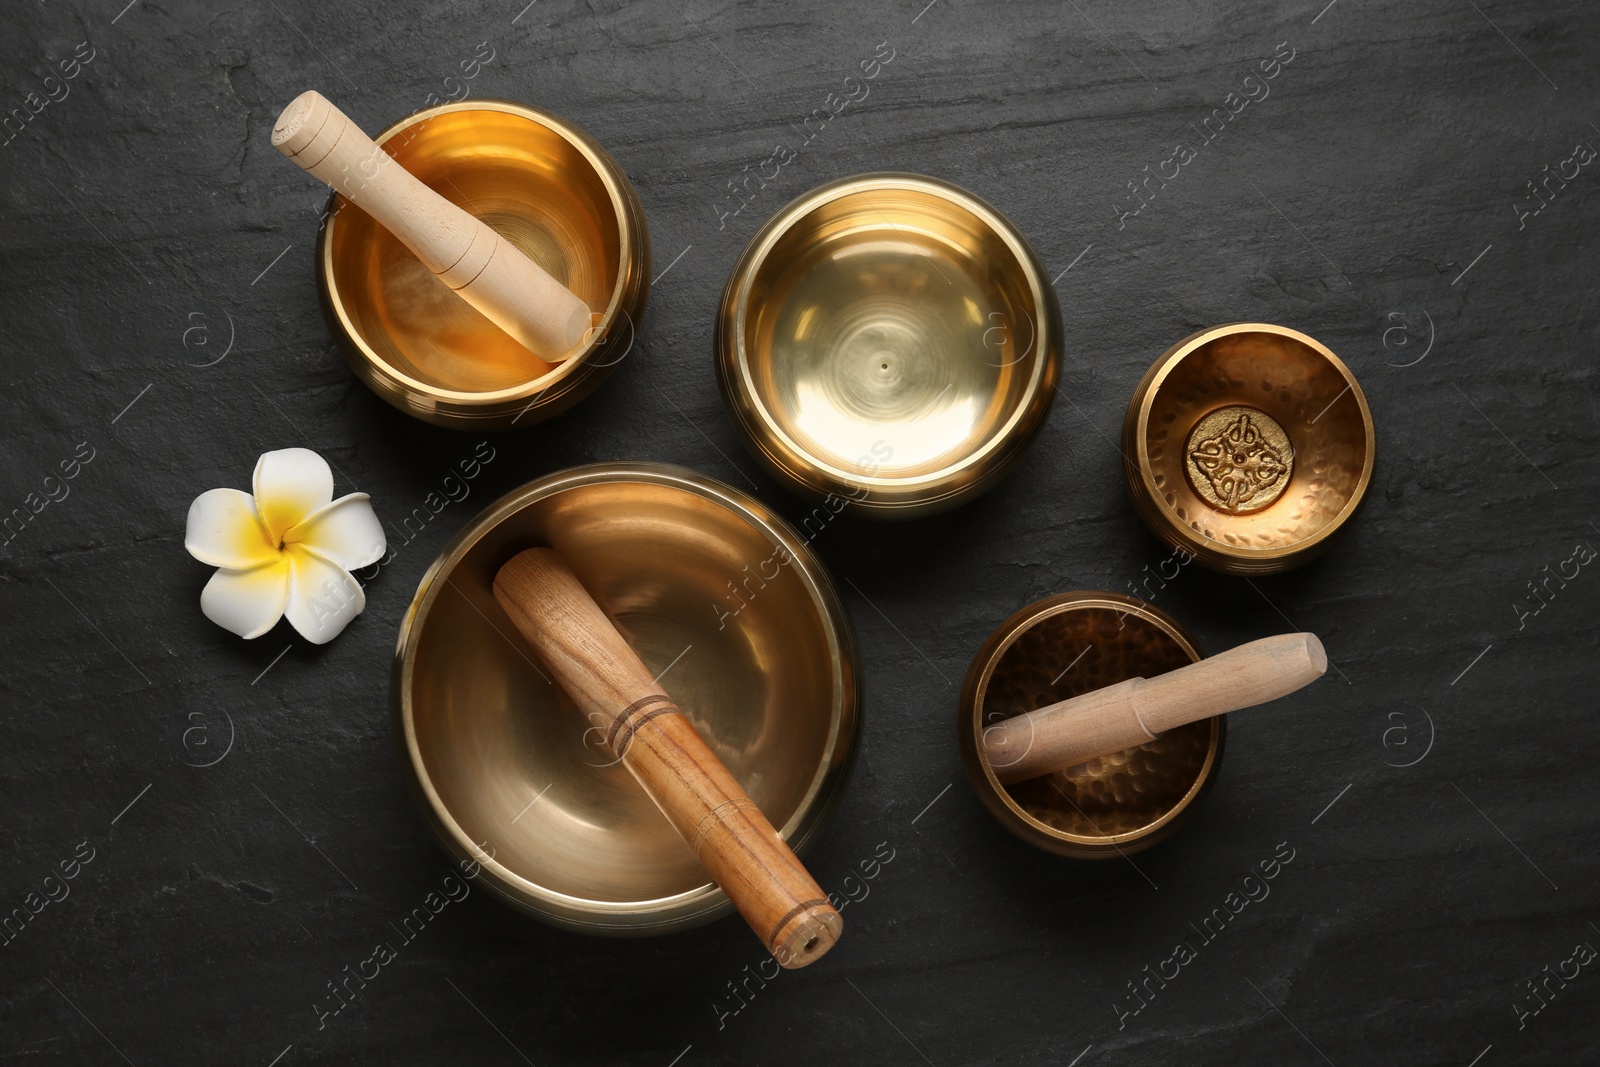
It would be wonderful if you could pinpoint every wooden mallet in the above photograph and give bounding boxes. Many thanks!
[272,90,591,363]
[493,549,841,969]
[982,633,1327,785]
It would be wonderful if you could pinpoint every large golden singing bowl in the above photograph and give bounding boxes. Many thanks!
[393,463,858,935]
[1122,324,1375,575]
[718,174,1061,517]
[319,101,649,429]
[958,592,1224,859]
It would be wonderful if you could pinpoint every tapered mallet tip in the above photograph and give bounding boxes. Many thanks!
[1302,632,1328,676]
[271,90,330,156]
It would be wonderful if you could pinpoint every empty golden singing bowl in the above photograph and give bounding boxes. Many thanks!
[718,174,1061,517]
[958,592,1224,859]
[319,101,649,429]
[393,463,858,935]
[1122,323,1375,575]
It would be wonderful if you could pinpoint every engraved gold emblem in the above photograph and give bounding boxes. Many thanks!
[1184,406,1293,513]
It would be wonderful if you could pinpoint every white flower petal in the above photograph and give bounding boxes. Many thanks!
[200,560,291,639]
[284,545,366,645]
[253,448,334,542]
[283,493,386,570]
[186,488,279,569]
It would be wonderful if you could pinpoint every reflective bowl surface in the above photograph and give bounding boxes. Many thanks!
[319,101,649,429]
[719,173,1061,517]
[394,463,858,935]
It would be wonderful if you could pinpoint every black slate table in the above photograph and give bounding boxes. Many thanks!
[2,1,1596,1064]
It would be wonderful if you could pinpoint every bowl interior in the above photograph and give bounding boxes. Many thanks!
[326,106,622,394]
[407,478,842,907]
[977,602,1214,843]
[740,184,1044,480]
[1143,330,1370,553]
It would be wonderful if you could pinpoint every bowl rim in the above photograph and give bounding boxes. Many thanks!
[318,99,639,407]
[958,590,1224,853]
[719,172,1059,500]
[1126,322,1377,567]
[391,462,860,930]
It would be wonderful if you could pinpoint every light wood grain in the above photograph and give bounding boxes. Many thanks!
[272,90,590,362]
[493,548,841,968]
[983,633,1326,785]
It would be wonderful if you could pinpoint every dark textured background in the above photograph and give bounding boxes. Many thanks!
[2,0,1596,1064]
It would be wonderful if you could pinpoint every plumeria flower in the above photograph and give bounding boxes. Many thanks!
[185,448,385,644]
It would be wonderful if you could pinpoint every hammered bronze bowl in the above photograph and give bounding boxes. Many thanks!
[393,463,858,935]
[1122,323,1375,575]
[319,101,649,429]
[958,592,1224,859]
[718,173,1061,517]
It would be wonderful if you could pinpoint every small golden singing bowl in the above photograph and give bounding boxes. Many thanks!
[394,463,858,936]
[1122,323,1375,575]
[319,101,649,429]
[958,592,1224,859]
[718,174,1061,517]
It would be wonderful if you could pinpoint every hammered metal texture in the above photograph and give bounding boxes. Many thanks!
[958,592,1223,859]
[1123,324,1375,574]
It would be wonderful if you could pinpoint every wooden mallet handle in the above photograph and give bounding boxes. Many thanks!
[493,548,841,968]
[982,633,1326,785]
[271,90,591,363]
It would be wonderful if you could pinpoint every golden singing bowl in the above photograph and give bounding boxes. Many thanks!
[958,592,1224,859]
[718,174,1061,517]
[393,463,858,935]
[1122,323,1375,575]
[318,101,649,429]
